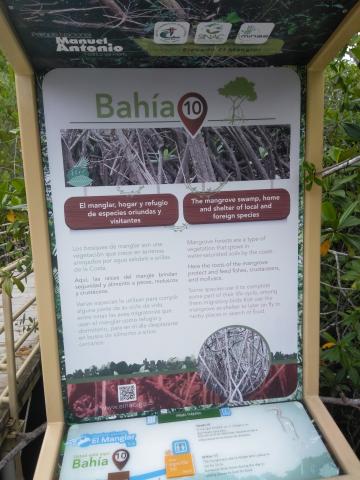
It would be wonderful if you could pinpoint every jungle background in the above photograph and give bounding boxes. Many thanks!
[0,35,359,455]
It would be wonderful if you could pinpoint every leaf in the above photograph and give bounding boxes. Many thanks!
[335,368,347,383]
[6,210,16,223]
[9,204,27,211]
[320,239,331,256]
[322,347,340,362]
[340,233,360,253]
[331,173,358,190]
[345,260,360,273]
[338,201,359,228]
[2,277,13,297]
[338,216,360,230]
[348,367,360,385]
[322,332,337,343]
[328,146,343,163]
[259,146,268,159]
[11,178,25,192]
[343,122,360,141]
[331,189,346,198]
[350,45,360,62]
[12,276,25,293]
[322,201,337,227]
[322,342,336,350]
[303,161,321,190]
[342,269,360,283]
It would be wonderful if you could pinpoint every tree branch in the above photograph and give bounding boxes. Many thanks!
[321,395,360,410]
[319,155,360,178]
[328,249,360,260]
[0,423,46,471]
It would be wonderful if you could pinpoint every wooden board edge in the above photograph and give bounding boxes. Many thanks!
[304,395,360,475]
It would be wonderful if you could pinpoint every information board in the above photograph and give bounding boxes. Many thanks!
[42,67,301,421]
[60,402,339,480]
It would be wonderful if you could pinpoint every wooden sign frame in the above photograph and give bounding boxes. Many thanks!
[0,3,359,479]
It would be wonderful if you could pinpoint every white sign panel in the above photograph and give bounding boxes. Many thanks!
[60,402,338,480]
[43,67,301,419]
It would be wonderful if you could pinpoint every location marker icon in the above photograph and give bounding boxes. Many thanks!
[112,449,130,470]
[177,92,208,138]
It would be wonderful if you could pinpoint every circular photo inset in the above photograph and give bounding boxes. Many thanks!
[197,325,271,404]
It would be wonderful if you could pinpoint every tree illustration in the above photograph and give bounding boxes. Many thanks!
[218,77,257,123]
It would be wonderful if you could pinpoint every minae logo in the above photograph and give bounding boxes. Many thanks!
[56,37,123,53]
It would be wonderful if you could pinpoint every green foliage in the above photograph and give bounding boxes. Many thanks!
[323,35,360,165]
[343,122,360,141]
[319,34,360,453]
[0,51,31,291]
[303,160,323,191]
[0,52,19,169]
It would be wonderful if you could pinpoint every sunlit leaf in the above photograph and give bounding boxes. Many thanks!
[328,146,343,163]
[6,210,16,223]
[320,239,331,256]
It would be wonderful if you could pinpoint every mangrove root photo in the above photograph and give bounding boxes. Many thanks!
[61,125,290,187]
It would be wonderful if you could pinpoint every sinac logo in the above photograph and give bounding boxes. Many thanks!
[205,23,223,36]
[195,22,232,45]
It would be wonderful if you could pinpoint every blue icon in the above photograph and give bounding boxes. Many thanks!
[146,416,158,425]
[172,440,190,455]
[76,435,92,447]
[220,407,232,417]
